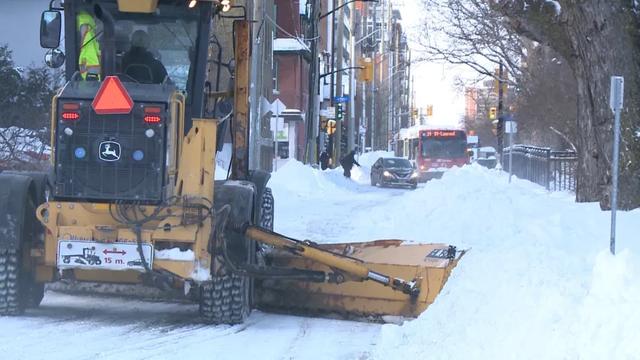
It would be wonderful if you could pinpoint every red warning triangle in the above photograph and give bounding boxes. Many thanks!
[92,76,134,115]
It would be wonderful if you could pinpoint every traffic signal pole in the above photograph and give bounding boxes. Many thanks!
[498,63,504,118]
[497,62,505,157]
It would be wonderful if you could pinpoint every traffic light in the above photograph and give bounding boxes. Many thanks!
[411,108,418,118]
[336,103,344,121]
[358,57,373,82]
[426,105,433,117]
[489,107,497,120]
[327,119,337,135]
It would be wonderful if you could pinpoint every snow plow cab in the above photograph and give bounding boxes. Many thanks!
[0,0,464,323]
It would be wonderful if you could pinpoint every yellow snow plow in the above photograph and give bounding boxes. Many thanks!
[0,0,464,325]
[250,229,465,318]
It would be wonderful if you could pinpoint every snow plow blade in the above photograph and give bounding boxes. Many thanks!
[247,229,465,319]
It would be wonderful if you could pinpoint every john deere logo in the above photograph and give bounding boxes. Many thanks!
[99,141,121,162]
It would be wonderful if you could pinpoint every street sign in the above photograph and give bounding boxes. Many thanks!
[260,96,272,117]
[271,98,286,115]
[320,107,335,119]
[505,121,517,134]
[333,96,349,103]
[609,76,624,112]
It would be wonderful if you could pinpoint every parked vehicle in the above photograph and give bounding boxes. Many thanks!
[477,146,497,169]
[370,157,418,189]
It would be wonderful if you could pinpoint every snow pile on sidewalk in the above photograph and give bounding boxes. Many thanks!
[364,165,640,360]
[269,160,640,359]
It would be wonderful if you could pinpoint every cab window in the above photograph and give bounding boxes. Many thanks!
[75,5,198,93]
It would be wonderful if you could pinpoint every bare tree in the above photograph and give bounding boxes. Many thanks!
[494,0,640,209]
[418,0,524,84]
[515,41,578,150]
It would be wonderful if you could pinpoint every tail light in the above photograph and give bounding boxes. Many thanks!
[61,103,80,121]
[144,106,162,124]
[62,112,80,121]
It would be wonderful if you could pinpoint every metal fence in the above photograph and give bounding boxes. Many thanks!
[502,145,577,192]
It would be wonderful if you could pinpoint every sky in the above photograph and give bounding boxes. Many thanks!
[0,0,48,68]
[397,0,470,127]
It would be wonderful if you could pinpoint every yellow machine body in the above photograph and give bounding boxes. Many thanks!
[257,240,462,318]
[22,10,464,322]
[35,117,219,285]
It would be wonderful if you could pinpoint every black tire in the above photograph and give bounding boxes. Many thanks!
[202,181,258,325]
[199,274,250,325]
[0,194,43,315]
[260,188,274,231]
[0,249,25,315]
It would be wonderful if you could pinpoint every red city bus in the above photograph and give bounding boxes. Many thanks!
[396,128,469,181]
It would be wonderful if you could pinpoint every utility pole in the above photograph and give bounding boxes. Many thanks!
[334,0,345,164]
[347,6,357,154]
[370,2,377,150]
[305,0,320,164]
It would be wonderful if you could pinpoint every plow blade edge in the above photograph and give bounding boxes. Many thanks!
[255,240,464,319]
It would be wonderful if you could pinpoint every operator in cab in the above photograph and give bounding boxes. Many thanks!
[77,11,101,80]
[121,30,168,84]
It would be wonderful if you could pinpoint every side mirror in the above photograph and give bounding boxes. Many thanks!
[40,11,62,49]
[45,48,65,69]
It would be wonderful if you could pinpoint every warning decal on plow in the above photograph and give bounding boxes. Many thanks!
[57,240,153,271]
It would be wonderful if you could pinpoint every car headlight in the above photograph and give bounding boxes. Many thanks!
[383,170,392,177]
[411,171,418,178]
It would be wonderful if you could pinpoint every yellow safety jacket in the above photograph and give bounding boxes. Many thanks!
[77,12,101,80]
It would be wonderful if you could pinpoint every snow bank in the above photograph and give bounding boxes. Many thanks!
[269,159,640,359]
[368,164,640,359]
[355,150,395,168]
[154,248,195,261]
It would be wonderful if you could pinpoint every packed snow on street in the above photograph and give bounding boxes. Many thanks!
[1,151,639,360]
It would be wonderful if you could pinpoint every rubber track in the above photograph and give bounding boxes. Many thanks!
[0,249,23,316]
[199,275,248,324]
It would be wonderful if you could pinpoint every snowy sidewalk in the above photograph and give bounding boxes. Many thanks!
[270,159,640,360]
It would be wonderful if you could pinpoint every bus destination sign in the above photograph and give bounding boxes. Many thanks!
[423,130,460,138]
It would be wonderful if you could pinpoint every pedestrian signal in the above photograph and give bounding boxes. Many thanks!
[327,119,337,135]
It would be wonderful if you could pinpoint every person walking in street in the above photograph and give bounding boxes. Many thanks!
[319,151,330,170]
[340,150,360,178]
